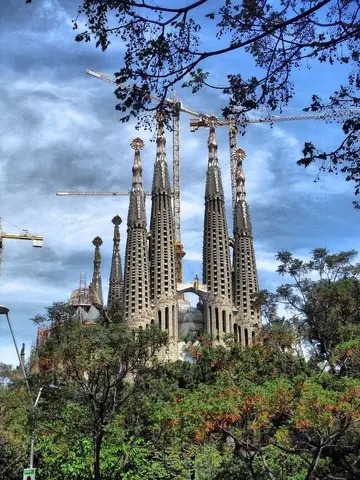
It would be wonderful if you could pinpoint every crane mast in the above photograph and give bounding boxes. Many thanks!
[229,123,238,210]
[172,101,185,283]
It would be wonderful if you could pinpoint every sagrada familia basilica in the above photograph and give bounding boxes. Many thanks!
[60,113,260,360]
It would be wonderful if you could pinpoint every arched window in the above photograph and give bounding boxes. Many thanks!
[172,305,175,337]
[222,310,226,333]
[165,306,169,330]
[215,307,219,331]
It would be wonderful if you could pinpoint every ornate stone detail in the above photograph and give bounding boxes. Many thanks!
[203,124,232,340]
[108,216,123,309]
[130,138,144,150]
[124,137,151,326]
[232,146,260,333]
[149,116,178,341]
[92,236,103,248]
[91,236,103,307]
[112,215,122,226]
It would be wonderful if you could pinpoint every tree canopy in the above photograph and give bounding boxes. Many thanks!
[2,248,360,479]
[274,248,360,370]
[26,0,360,206]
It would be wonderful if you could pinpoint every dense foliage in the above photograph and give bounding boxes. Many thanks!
[25,0,360,207]
[1,248,360,479]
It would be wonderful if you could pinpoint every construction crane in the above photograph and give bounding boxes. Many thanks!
[86,69,208,284]
[190,108,360,210]
[86,69,360,279]
[56,191,151,196]
[0,218,43,273]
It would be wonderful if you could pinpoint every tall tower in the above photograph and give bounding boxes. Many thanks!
[232,148,260,345]
[123,138,152,327]
[202,124,233,340]
[107,215,123,309]
[149,113,178,353]
[89,236,103,307]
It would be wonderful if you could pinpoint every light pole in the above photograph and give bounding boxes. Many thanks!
[0,305,37,469]
[0,305,31,395]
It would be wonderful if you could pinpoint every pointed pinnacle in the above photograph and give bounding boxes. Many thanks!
[92,236,103,248]
[234,148,247,191]
[208,124,218,167]
[112,215,122,226]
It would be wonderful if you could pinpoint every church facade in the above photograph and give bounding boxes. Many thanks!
[79,115,260,360]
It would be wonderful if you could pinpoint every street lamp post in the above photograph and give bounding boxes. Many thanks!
[0,305,37,469]
[0,305,31,395]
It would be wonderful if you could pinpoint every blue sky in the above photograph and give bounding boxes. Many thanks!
[1,0,359,366]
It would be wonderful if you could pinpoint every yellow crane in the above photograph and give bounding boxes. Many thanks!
[0,218,43,273]
[56,191,151,196]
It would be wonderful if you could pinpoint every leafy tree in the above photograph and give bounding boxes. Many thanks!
[0,374,30,480]
[30,301,75,326]
[30,306,168,480]
[7,248,360,479]
[148,345,360,479]
[0,362,16,387]
[113,336,311,479]
[274,248,360,370]
[26,0,360,206]
[334,336,360,377]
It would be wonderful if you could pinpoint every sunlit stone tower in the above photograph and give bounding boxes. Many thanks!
[232,148,260,345]
[123,138,152,327]
[89,236,103,307]
[98,119,260,352]
[149,114,178,357]
[202,124,234,340]
[107,215,123,309]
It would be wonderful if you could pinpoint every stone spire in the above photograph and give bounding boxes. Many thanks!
[90,236,103,307]
[149,113,178,354]
[123,138,152,327]
[202,120,233,340]
[107,215,123,309]
[232,148,260,345]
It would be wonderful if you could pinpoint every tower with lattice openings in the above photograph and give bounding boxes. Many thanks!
[107,215,123,309]
[89,236,103,307]
[149,114,178,358]
[202,124,234,341]
[232,148,260,345]
[100,119,260,353]
[123,138,152,327]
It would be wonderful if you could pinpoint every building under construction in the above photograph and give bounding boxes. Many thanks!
[61,114,260,360]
